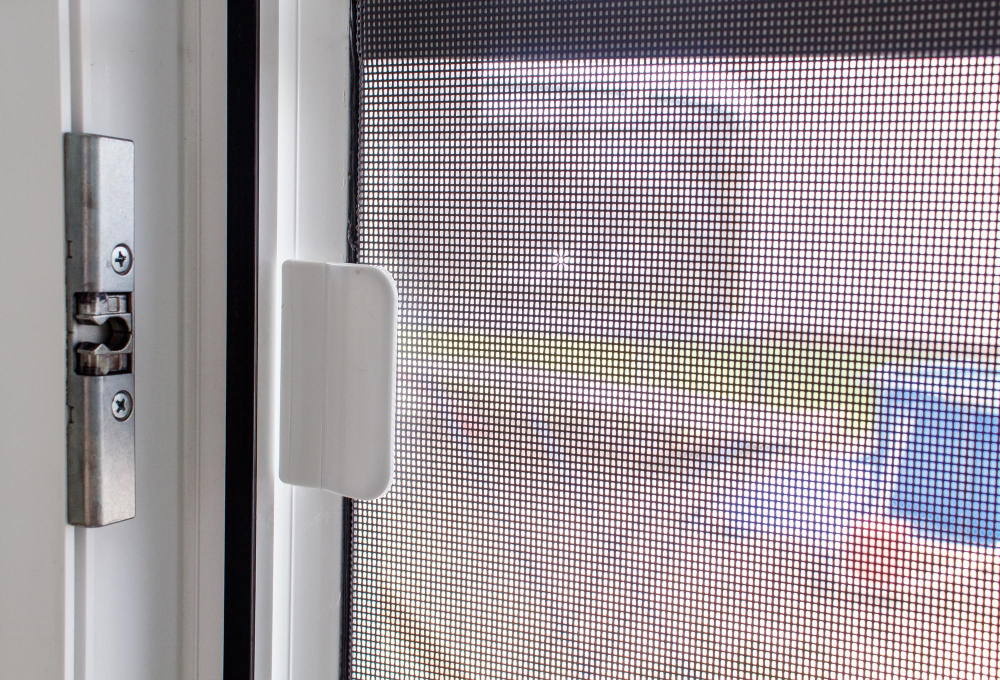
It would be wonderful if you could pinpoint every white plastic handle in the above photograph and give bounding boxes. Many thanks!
[279,260,397,500]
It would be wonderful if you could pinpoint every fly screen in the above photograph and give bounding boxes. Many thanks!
[346,2,1000,678]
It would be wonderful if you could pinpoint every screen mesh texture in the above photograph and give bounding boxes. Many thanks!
[347,3,1000,679]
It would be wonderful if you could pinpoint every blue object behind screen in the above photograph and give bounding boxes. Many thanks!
[875,364,1000,547]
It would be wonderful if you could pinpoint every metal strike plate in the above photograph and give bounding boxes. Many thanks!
[65,133,136,527]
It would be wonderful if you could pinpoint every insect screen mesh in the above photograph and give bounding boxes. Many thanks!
[346,3,1000,678]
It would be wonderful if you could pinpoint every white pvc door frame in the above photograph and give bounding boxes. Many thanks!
[257,1,354,678]
[0,2,227,678]
[0,3,74,677]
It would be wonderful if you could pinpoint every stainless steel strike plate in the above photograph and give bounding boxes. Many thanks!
[65,133,136,527]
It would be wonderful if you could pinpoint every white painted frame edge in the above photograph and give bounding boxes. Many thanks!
[180,0,228,678]
[0,2,73,677]
[258,1,353,678]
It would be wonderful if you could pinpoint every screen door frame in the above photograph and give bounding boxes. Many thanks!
[253,0,356,679]
[252,1,1000,678]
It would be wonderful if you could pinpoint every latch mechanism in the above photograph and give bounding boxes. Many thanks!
[65,133,136,527]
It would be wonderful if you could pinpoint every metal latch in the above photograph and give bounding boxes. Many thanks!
[65,133,136,527]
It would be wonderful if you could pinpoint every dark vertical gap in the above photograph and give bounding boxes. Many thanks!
[224,0,259,676]
[340,1,362,678]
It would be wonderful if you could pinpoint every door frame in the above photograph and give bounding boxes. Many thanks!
[1,1,230,678]
[250,0,356,678]
[0,3,73,677]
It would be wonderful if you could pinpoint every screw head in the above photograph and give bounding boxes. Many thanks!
[111,391,133,421]
[111,244,132,275]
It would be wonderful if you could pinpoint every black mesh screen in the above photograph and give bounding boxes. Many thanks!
[346,2,1000,678]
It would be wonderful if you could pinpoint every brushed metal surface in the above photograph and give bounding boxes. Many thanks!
[65,132,136,527]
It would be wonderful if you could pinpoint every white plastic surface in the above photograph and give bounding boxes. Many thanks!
[279,260,397,500]
[0,4,72,678]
